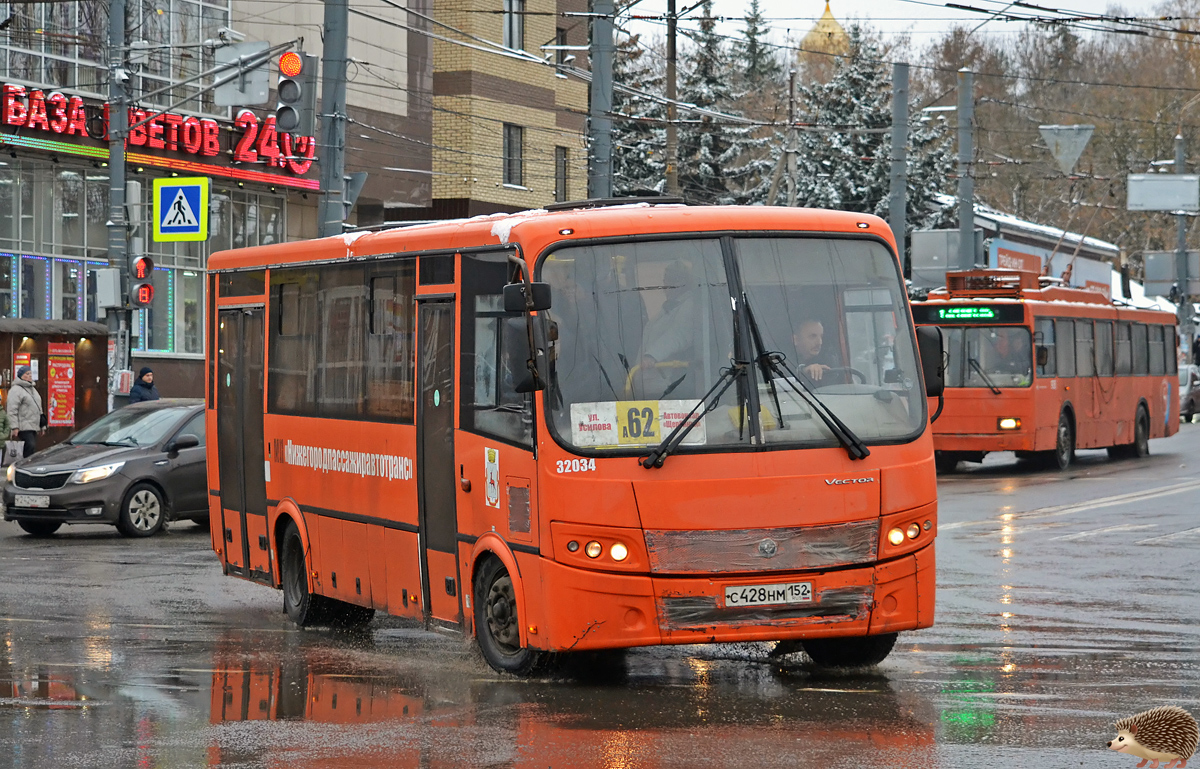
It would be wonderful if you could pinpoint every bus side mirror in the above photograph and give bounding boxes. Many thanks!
[1036,346,1049,367]
[916,326,945,397]
[504,317,548,393]
[503,282,552,313]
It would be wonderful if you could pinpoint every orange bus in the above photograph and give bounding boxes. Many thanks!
[911,269,1180,472]
[205,202,945,675]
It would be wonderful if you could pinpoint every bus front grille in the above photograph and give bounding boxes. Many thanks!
[642,521,879,574]
[659,585,873,631]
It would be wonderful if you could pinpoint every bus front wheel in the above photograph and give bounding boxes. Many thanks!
[800,632,897,668]
[474,557,552,676]
[1045,411,1074,471]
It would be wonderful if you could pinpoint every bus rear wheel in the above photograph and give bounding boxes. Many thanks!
[474,557,552,676]
[1109,406,1150,459]
[935,452,962,474]
[800,633,897,668]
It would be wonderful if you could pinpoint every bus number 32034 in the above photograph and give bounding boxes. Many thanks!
[556,458,596,474]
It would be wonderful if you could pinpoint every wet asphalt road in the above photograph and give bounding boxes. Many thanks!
[2,429,1200,768]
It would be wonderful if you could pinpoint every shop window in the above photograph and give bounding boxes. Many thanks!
[143,267,173,351]
[180,270,204,354]
[0,166,15,249]
[20,256,49,319]
[57,260,83,320]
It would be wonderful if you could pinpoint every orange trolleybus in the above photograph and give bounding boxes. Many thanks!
[911,269,1179,473]
[205,201,945,675]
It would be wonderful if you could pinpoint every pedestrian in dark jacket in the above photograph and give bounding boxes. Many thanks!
[128,367,160,404]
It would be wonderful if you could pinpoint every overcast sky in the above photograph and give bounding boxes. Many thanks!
[624,0,1175,52]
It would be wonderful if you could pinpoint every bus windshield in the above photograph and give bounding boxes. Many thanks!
[540,236,925,454]
[941,326,1033,388]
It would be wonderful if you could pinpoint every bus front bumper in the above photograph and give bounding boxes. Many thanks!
[531,543,935,652]
[934,431,1034,453]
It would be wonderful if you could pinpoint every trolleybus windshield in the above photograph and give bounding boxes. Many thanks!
[940,326,1034,389]
[540,236,925,454]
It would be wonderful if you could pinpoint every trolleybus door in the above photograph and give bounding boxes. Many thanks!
[216,307,271,584]
[416,299,463,625]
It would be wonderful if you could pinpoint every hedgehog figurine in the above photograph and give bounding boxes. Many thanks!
[1107,706,1199,768]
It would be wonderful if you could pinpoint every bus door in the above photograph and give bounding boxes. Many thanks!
[216,307,271,584]
[415,298,463,626]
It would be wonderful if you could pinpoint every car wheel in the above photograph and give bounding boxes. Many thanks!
[281,521,335,627]
[17,520,61,537]
[1185,402,1194,423]
[192,514,210,528]
[800,633,898,668]
[474,557,553,676]
[116,483,166,537]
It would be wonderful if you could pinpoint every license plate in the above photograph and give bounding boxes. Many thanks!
[15,495,49,509]
[723,581,812,608]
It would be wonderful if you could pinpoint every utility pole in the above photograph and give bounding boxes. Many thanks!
[107,0,131,398]
[785,69,798,207]
[318,0,349,237]
[588,0,614,198]
[1176,133,1193,354]
[957,68,975,271]
[889,62,909,272]
[664,0,678,196]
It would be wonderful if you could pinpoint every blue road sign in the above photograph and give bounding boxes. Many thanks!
[153,177,209,242]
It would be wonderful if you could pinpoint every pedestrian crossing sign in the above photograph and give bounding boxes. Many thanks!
[152,177,209,242]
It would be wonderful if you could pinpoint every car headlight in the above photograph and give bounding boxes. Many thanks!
[5,465,13,484]
[69,462,125,484]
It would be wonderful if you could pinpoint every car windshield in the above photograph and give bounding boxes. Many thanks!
[940,326,1033,388]
[69,406,193,447]
[540,236,924,454]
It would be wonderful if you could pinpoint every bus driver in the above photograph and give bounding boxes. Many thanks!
[794,318,833,382]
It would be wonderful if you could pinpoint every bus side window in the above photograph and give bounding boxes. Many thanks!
[1166,326,1179,375]
[1075,320,1095,377]
[1035,318,1056,377]
[1115,322,1132,376]
[1149,324,1166,376]
[1095,321,1114,377]
[461,252,533,448]
[1056,319,1076,378]
[1132,323,1149,375]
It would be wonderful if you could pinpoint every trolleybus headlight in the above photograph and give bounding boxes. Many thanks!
[906,523,921,540]
[997,417,1021,430]
[924,520,933,531]
[887,528,905,546]
[610,542,629,561]
[567,540,580,552]
[585,541,602,558]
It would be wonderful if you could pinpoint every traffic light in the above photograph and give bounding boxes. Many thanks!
[276,51,318,136]
[131,255,154,308]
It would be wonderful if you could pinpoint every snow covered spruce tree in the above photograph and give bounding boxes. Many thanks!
[612,28,667,196]
[780,26,953,235]
[676,0,769,204]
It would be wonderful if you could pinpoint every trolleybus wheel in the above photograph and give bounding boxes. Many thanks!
[116,483,166,537]
[800,632,897,668]
[17,520,61,537]
[281,521,336,628]
[934,451,961,474]
[1108,405,1150,460]
[474,557,551,676]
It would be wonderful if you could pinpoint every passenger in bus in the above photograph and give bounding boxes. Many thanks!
[636,260,700,398]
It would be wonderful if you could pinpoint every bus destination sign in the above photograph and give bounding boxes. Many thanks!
[911,304,1025,325]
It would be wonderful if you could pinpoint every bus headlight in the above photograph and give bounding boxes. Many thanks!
[610,542,629,561]
[997,417,1021,430]
[585,541,602,558]
[906,523,921,539]
[887,528,905,546]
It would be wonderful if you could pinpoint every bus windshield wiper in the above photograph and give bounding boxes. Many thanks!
[757,352,871,461]
[968,357,1002,395]
[641,360,748,469]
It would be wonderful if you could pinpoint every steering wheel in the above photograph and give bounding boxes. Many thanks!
[818,366,868,385]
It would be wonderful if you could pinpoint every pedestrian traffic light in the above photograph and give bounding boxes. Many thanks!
[276,51,318,136]
[131,255,154,308]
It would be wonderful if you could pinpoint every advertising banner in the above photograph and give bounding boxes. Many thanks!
[47,343,75,427]
[13,351,36,381]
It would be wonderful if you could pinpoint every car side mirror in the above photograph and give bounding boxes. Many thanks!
[1036,346,1049,367]
[916,326,945,397]
[167,434,200,454]
[503,282,552,313]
